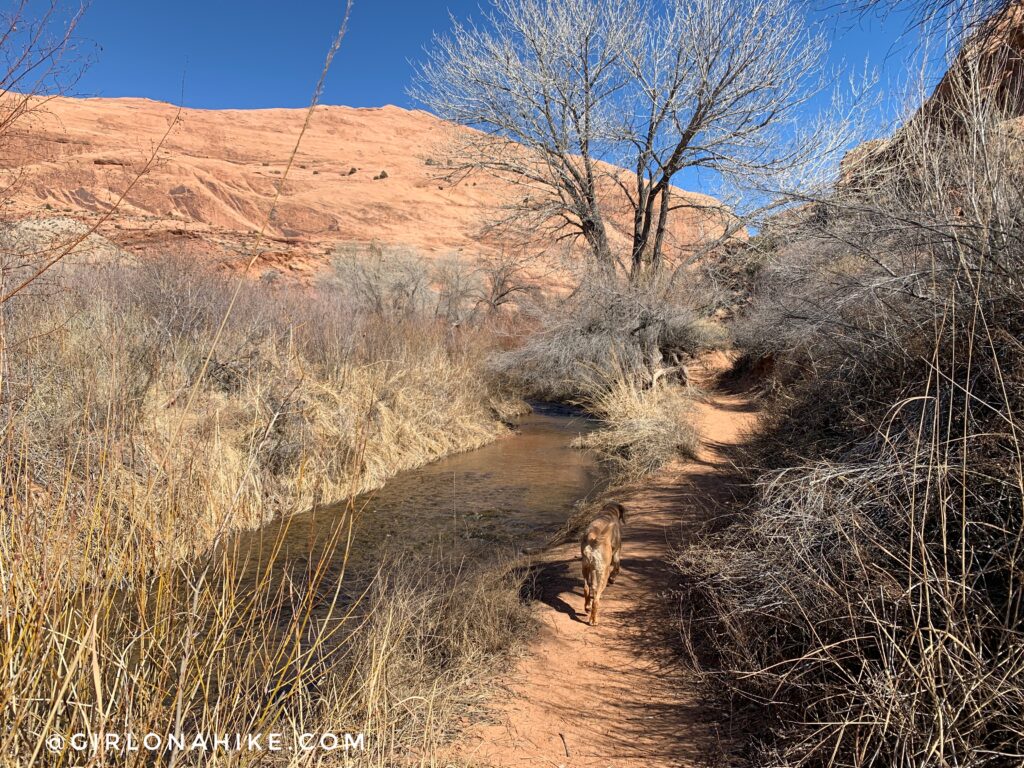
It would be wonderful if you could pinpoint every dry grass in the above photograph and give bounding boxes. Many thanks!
[1,255,516,579]
[675,42,1024,768]
[574,369,699,480]
[1,502,531,767]
[0,253,530,766]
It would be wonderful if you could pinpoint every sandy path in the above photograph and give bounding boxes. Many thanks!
[455,376,759,768]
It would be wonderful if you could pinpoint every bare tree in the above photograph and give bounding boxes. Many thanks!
[412,0,825,281]
[474,248,541,315]
[0,1,88,143]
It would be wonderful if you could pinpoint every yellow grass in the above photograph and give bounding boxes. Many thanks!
[574,366,699,480]
[0,257,528,767]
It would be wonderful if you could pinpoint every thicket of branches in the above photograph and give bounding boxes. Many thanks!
[678,11,1024,765]
[492,267,728,399]
[413,0,823,282]
[328,242,539,324]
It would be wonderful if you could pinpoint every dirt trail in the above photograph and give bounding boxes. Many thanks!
[456,365,759,768]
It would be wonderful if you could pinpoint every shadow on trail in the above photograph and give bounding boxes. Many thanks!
[515,425,756,765]
[520,558,587,623]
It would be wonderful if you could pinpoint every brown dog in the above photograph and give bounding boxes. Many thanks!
[581,502,626,625]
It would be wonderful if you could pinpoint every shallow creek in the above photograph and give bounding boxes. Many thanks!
[230,403,608,595]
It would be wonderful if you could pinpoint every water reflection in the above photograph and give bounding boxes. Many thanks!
[231,403,605,592]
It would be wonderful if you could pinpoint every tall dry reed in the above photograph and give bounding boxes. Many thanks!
[677,32,1024,767]
[0,253,527,767]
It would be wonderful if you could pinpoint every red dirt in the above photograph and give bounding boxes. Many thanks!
[456,358,759,768]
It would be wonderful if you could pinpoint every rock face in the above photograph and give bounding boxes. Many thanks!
[841,0,1024,186]
[0,96,733,277]
[922,0,1024,127]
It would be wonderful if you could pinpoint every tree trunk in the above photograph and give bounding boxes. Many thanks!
[650,186,672,275]
[582,210,615,273]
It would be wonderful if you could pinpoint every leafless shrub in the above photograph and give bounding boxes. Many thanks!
[329,243,540,328]
[679,14,1024,765]
[474,248,542,315]
[432,253,484,323]
[493,270,728,400]
[330,242,433,317]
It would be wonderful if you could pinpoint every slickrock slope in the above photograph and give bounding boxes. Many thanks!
[1,96,734,278]
[841,0,1024,184]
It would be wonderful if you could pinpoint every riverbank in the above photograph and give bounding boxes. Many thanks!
[0,255,523,585]
[0,256,531,767]
[453,360,760,767]
[1,252,732,767]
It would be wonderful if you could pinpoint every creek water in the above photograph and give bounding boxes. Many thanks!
[231,403,607,596]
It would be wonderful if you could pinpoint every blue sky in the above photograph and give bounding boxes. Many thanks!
[74,1,485,109]
[70,0,931,132]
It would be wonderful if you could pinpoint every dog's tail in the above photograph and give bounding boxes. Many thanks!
[582,533,605,593]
